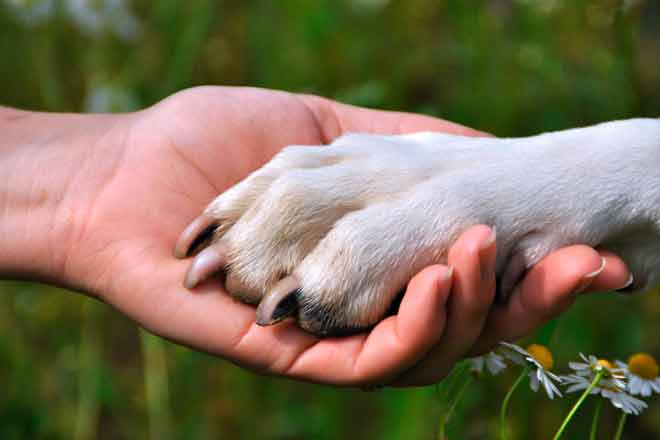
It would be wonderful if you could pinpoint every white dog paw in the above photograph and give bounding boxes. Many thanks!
[176,119,660,336]
[176,135,466,334]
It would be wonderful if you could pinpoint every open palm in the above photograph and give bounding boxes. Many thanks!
[62,86,630,386]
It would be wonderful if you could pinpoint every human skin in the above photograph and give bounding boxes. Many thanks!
[0,86,632,387]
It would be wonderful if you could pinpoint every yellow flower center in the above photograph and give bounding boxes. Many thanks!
[596,359,615,370]
[526,344,554,371]
[628,353,659,380]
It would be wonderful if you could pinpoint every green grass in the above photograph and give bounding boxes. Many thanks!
[1,1,659,438]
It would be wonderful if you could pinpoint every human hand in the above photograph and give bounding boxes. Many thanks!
[0,87,632,386]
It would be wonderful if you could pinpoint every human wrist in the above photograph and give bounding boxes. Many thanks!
[0,108,129,287]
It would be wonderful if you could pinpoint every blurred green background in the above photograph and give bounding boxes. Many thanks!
[1,0,659,439]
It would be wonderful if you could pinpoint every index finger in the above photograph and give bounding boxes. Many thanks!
[282,265,453,386]
[468,246,631,356]
[299,94,491,140]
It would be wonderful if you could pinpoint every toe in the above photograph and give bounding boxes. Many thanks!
[256,276,301,326]
[174,214,218,258]
[183,242,229,288]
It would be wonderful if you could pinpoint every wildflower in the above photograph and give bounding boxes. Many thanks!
[499,342,562,399]
[565,354,626,390]
[4,0,56,25]
[470,352,507,376]
[65,0,141,41]
[616,353,660,397]
[562,354,647,415]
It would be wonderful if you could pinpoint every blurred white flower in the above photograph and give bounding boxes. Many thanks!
[85,82,139,113]
[4,0,141,40]
[4,0,56,26]
[616,353,660,397]
[65,0,141,41]
[351,0,389,11]
[514,0,560,15]
[623,0,644,11]
[500,342,562,399]
[470,352,507,376]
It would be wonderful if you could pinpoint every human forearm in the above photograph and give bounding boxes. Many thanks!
[0,107,128,287]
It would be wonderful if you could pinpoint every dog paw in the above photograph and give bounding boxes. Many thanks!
[175,134,472,334]
[175,119,660,336]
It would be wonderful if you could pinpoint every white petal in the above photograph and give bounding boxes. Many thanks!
[499,342,526,355]
[641,382,652,397]
[628,377,642,395]
[568,362,589,372]
[546,370,562,383]
[470,357,485,374]
[602,390,648,416]
[486,353,507,375]
[499,342,531,366]
[612,378,627,391]
[566,383,588,393]
[621,394,647,415]
[651,379,660,394]
[543,377,562,400]
[579,353,594,364]
[529,373,540,392]
[562,374,593,393]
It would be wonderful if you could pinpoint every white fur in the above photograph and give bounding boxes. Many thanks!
[201,118,660,331]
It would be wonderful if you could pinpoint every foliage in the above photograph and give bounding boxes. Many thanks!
[1,0,659,438]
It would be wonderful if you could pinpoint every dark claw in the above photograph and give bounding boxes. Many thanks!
[183,243,229,289]
[256,276,300,326]
[174,214,217,259]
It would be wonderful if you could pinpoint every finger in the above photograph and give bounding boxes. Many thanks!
[469,245,607,355]
[299,95,491,140]
[588,250,632,292]
[392,225,497,386]
[282,265,453,386]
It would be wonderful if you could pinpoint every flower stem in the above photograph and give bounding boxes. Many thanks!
[499,367,530,440]
[613,412,627,440]
[437,375,473,439]
[589,400,603,440]
[552,370,605,440]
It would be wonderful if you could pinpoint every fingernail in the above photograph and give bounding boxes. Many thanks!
[443,266,454,283]
[479,227,497,284]
[484,226,497,248]
[574,257,606,295]
[615,273,635,294]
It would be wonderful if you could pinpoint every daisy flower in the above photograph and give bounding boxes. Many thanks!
[616,353,660,397]
[562,354,647,415]
[499,342,562,399]
[564,354,626,389]
[470,352,507,376]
